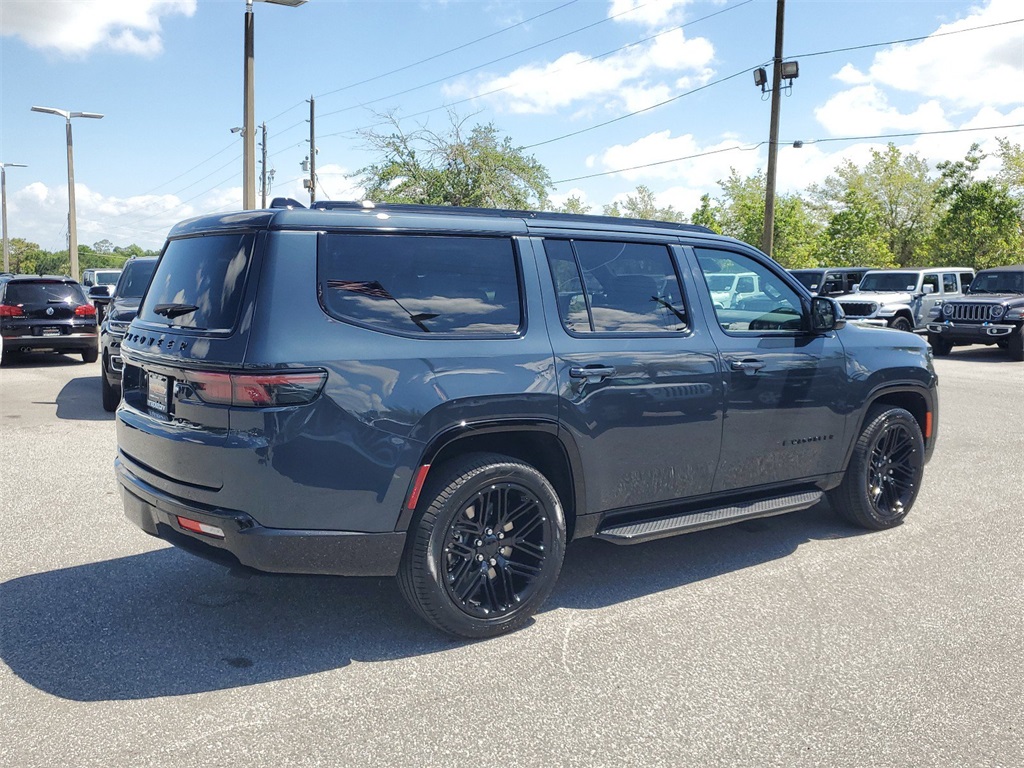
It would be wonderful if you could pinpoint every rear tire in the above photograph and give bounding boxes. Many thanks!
[888,316,913,332]
[829,406,925,530]
[1008,327,1024,361]
[82,345,98,364]
[398,453,566,638]
[101,365,119,412]
[927,333,953,356]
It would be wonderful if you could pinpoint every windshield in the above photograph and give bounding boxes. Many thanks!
[139,234,255,331]
[705,274,736,291]
[116,260,158,299]
[969,271,1024,294]
[96,272,121,285]
[858,272,918,292]
[792,271,822,290]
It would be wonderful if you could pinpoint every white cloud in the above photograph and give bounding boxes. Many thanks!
[594,130,761,186]
[0,0,196,57]
[830,0,1024,110]
[815,85,951,136]
[444,28,715,115]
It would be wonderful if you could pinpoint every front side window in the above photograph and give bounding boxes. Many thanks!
[695,248,803,333]
[319,234,521,336]
[922,274,939,294]
[544,239,688,334]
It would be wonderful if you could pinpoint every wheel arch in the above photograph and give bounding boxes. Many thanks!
[844,384,936,470]
[396,421,585,541]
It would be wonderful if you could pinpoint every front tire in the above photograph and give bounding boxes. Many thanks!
[829,406,925,530]
[927,333,953,356]
[1008,326,1024,361]
[888,316,913,332]
[398,453,566,638]
[101,363,119,412]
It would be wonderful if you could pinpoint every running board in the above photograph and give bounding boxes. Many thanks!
[594,490,823,545]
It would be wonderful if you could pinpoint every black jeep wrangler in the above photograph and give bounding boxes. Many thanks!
[116,201,939,638]
[927,265,1024,360]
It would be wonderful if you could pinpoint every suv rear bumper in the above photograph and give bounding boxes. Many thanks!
[117,457,406,577]
[2,330,97,352]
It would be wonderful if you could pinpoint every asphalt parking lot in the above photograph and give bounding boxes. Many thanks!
[1,348,1022,768]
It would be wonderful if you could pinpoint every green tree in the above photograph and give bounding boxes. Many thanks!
[690,193,721,233]
[809,144,936,267]
[5,238,44,274]
[930,144,1023,269]
[554,195,591,215]
[810,187,895,268]
[602,185,687,222]
[93,239,114,254]
[358,112,552,209]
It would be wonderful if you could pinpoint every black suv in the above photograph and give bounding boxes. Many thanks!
[789,267,870,297]
[100,257,158,411]
[0,274,98,364]
[116,202,939,638]
[926,265,1024,360]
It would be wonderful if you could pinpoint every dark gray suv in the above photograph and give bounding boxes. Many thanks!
[116,201,939,637]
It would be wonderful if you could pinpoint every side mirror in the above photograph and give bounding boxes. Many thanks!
[811,296,846,333]
[851,284,860,293]
[88,285,112,304]
[922,284,935,295]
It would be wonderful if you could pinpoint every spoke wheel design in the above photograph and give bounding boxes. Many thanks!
[398,453,566,638]
[829,406,924,530]
[864,421,918,521]
[443,482,550,619]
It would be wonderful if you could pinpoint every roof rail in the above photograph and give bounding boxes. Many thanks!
[309,199,714,234]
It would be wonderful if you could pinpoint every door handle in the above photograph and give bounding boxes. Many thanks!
[569,365,617,382]
[729,359,765,373]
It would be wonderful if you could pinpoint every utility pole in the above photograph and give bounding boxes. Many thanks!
[1,162,27,273]
[308,96,316,205]
[260,122,269,208]
[761,0,786,257]
[242,1,256,209]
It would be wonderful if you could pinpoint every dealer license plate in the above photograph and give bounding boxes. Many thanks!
[146,372,170,414]
[41,327,60,337]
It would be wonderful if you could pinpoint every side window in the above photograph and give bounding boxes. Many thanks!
[922,274,940,294]
[960,272,975,291]
[942,273,958,293]
[695,248,803,333]
[544,239,688,334]
[318,234,521,336]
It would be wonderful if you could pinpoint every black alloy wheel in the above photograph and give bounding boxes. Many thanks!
[398,453,565,638]
[889,316,913,332]
[927,333,953,356]
[830,406,924,530]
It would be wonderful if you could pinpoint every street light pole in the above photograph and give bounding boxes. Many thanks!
[31,106,103,280]
[242,0,308,211]
[1,162,28,273]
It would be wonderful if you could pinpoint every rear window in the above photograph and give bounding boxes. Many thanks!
[318,234,522,336]
[3,280,86,305]
[96,272,121,286]
[139,234,255,331]
[115,260,158,299]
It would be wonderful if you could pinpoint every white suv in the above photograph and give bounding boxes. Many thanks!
[837,267,975,332]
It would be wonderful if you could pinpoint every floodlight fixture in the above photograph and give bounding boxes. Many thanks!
[753,67,768,91]
[781,60,799,80]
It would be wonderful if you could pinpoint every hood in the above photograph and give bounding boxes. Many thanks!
[843,291,914,305]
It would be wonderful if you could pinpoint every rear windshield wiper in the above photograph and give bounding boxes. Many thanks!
[153,303,198,319]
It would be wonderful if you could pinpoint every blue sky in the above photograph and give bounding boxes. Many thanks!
[1,0,1022,252]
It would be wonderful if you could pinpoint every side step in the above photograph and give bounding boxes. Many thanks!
[594,490,823,545]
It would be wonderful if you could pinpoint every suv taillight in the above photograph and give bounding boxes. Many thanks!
[0,304,24,317]
[74,304,97,317]
[184,370,327,407]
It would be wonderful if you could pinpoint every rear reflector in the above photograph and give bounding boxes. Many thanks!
[74,304,97,317]
[176,516,225,538]
[184,370,327,407]
[406,464,431,510]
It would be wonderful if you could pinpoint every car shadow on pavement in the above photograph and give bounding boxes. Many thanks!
[940,346,1020,364]
[55,375,114,421]
[0,502,861,702]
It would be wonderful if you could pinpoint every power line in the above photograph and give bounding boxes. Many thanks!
[552,123,1024,184]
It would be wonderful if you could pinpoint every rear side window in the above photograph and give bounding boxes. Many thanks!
[318,234,521,336]
[544,239,688,334]
[139,234,255,332]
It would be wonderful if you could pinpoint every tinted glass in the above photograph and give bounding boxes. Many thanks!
[116,260,158,299]
[545,239,688,334]
[696,248,802,332]
[923,274,939,292]
[319,234,521,335]
[3,280,86,305]
[139,234,254,331]
[792,271,822,290]
[859,272,917,292]
[942,273,958,293]
[970,270,1024,294]
[96,272,121,286]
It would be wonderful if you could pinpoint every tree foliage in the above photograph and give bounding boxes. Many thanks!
[358,112,552,210]
[602,185,687,222]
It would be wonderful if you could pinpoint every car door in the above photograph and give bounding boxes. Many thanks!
[686,246,851,493]
[534,236,724,515]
